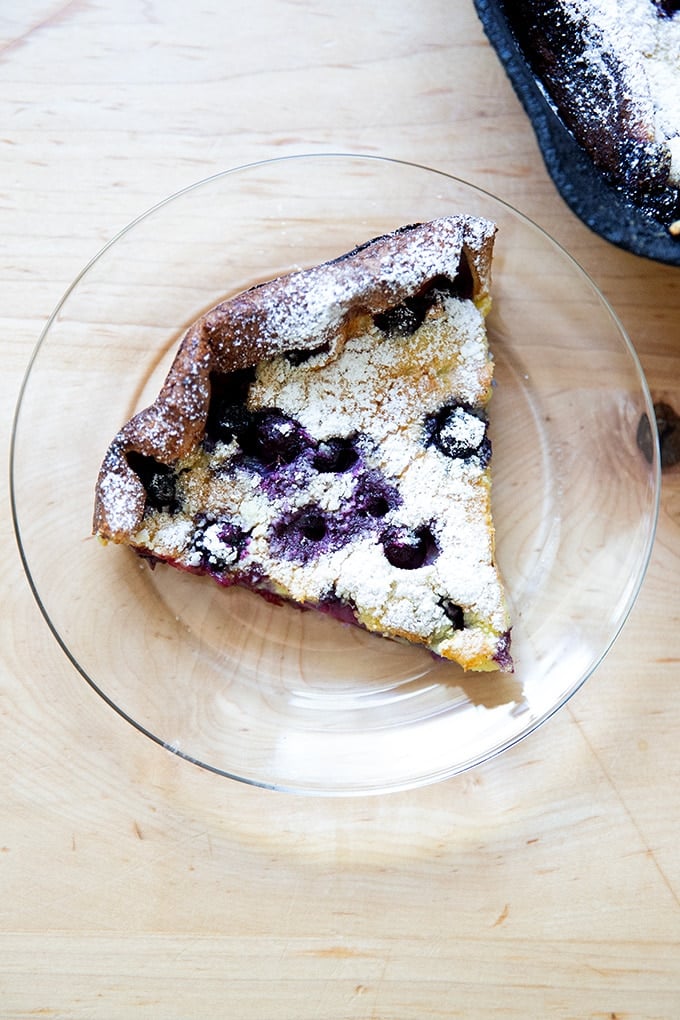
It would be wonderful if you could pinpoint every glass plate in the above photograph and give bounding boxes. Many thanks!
[11,154,660,795]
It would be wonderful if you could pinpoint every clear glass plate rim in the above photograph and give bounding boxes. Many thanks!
[8,152,663,796]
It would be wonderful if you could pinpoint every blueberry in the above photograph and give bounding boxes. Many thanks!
[284,341,331,366]
[354,471,400,518]
[652,0,679,16]
[127,452,180,514]
[297,510,327,542]
[374,266,474,338]
[361,494,390,517]
[211,402,253,446]
[205,368,256,445]
[426,403,490,465]
[146,472,176,511]
[312,436,359,473]
[494,631,513,672]
[240,409,309,467]
[439,599,465,630]
[190,512,248,572]
[270,505,330,562]
[380,524,438,570]
[374,303,423,337]
[318,587,359,626]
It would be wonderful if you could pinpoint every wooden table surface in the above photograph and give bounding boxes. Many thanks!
[2,2,679,1017]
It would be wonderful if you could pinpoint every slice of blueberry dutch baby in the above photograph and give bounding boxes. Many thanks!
[93,217,513,672]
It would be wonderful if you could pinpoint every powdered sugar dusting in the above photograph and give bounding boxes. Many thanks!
[131,292,508,670]
[534,1,680,195]
[217,217,494,362]
[94,216,510,671]
[580,0,680,176]
[251,297,490,441]
[97,468,143,536]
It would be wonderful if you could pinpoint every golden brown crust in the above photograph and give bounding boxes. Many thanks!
[93,216,496,542]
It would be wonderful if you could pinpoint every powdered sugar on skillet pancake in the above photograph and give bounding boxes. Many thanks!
[573,0,680,184]
[134,295,509,669]
[93,217,512,672]
[251,296,489,436]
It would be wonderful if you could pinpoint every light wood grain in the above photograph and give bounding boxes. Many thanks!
[1,1,679,1017]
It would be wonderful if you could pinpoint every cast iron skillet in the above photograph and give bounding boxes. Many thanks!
[474,0,680,267]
